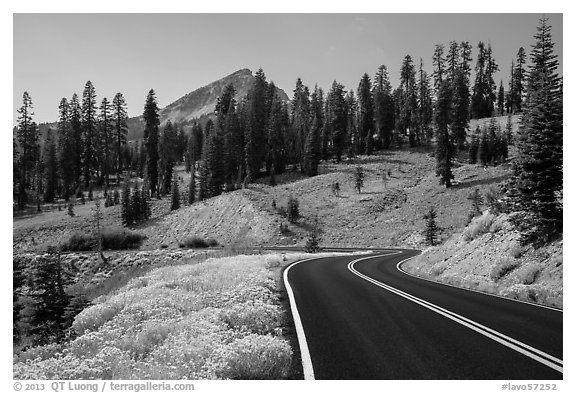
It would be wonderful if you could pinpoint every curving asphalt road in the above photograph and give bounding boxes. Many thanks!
[283,249,563,380]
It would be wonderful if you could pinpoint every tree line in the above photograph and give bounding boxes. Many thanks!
[14,17,561,247]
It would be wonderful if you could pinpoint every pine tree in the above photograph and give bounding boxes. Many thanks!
[303,112,322,176]
[43,129,58,203]
[470,42,498,119]
[344,90,358,157]
[303,85,324,175]
[28,251,70,344]
[417,59,434,146]
[13,256,25,341]
[57,97,74,199]
[69,93,83,189]
[245,68,269,181]
[485,44,500,116]
[497,81,505,116]
[16,91,39,209]
[423,206,439,246]
[291,78,311,168]
[267,93,286,176]
[305,216,322,253]
[354,166,364,193]
[171,173,180,211]
[357,73,375,154]
[478,127,491,166]
[159,121,177,194]
[505,114,514,145]
[373,65,395,149]
[140,180,151,220]
[467,188,483,222]
[221,91,244,188]
[121,181,132,226]
[469,126,480,164]
[432,44,446,96]
[435,80,455,187]
[320,96,332,160]
[198,159,209,200]
[204,128,225,197]
[130,184,142,222]
[446,40,460,84]
[459,41,473,82]
[143,89,160,197]
[450,69,470,150]
[487,117,499,165]
[34,155,44,212]
[287,195,300,224]
[98,97,113,187]
[188,166,196,204]
[112,92,129,182]
[326,81,347,162]
[92,199,107,263]
[512,47,527,113]
[81,81,98,188]
[508,17,563,245]
[399,55,418,147]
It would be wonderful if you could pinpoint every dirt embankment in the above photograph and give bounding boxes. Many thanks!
[402,212,563,308]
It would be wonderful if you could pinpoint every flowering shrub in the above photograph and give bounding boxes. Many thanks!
[14,253,305,379]
[208,334,292,379]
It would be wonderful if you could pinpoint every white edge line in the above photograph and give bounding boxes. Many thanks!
[283,257,320,380]
[283,250,397,380]
[395,256,563,313]
[348,253,563,374]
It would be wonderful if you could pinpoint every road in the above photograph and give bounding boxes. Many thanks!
[284,249,563,380]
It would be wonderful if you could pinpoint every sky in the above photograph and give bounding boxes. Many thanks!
[13,13,563,125]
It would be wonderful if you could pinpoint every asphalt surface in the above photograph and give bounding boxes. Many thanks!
[285,249,563,380]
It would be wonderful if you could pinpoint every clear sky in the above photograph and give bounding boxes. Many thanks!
[13,13,563,125]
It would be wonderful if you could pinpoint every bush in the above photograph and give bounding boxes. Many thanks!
[210,334,292,379]
[61,232,97,252]
[178,236,218,249]
[101,229,146,251]
[515,264,541,285]
[463,212,496,241]
[60,229,145,252]
[490,258,520,282]
[287,196,299,224]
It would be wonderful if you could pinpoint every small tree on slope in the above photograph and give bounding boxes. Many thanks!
[423,206,440,246]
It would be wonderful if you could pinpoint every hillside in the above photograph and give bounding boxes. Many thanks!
[402,212,563,308]
[126,68,290,140]
[14,138,513,253]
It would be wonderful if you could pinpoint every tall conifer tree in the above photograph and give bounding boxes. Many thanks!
[435,81,455,187]
[508,17,563,244]
[112,92,128,182]
[81,81,97,188]
[143,89,160,197]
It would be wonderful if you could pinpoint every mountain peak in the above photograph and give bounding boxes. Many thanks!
[126,68,289,139]
[230,68,253,77]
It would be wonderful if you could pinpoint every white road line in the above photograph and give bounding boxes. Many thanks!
[283,250,396,380]
[395,257,563,313]
[283,257,319,380]
[348,253,563,374]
